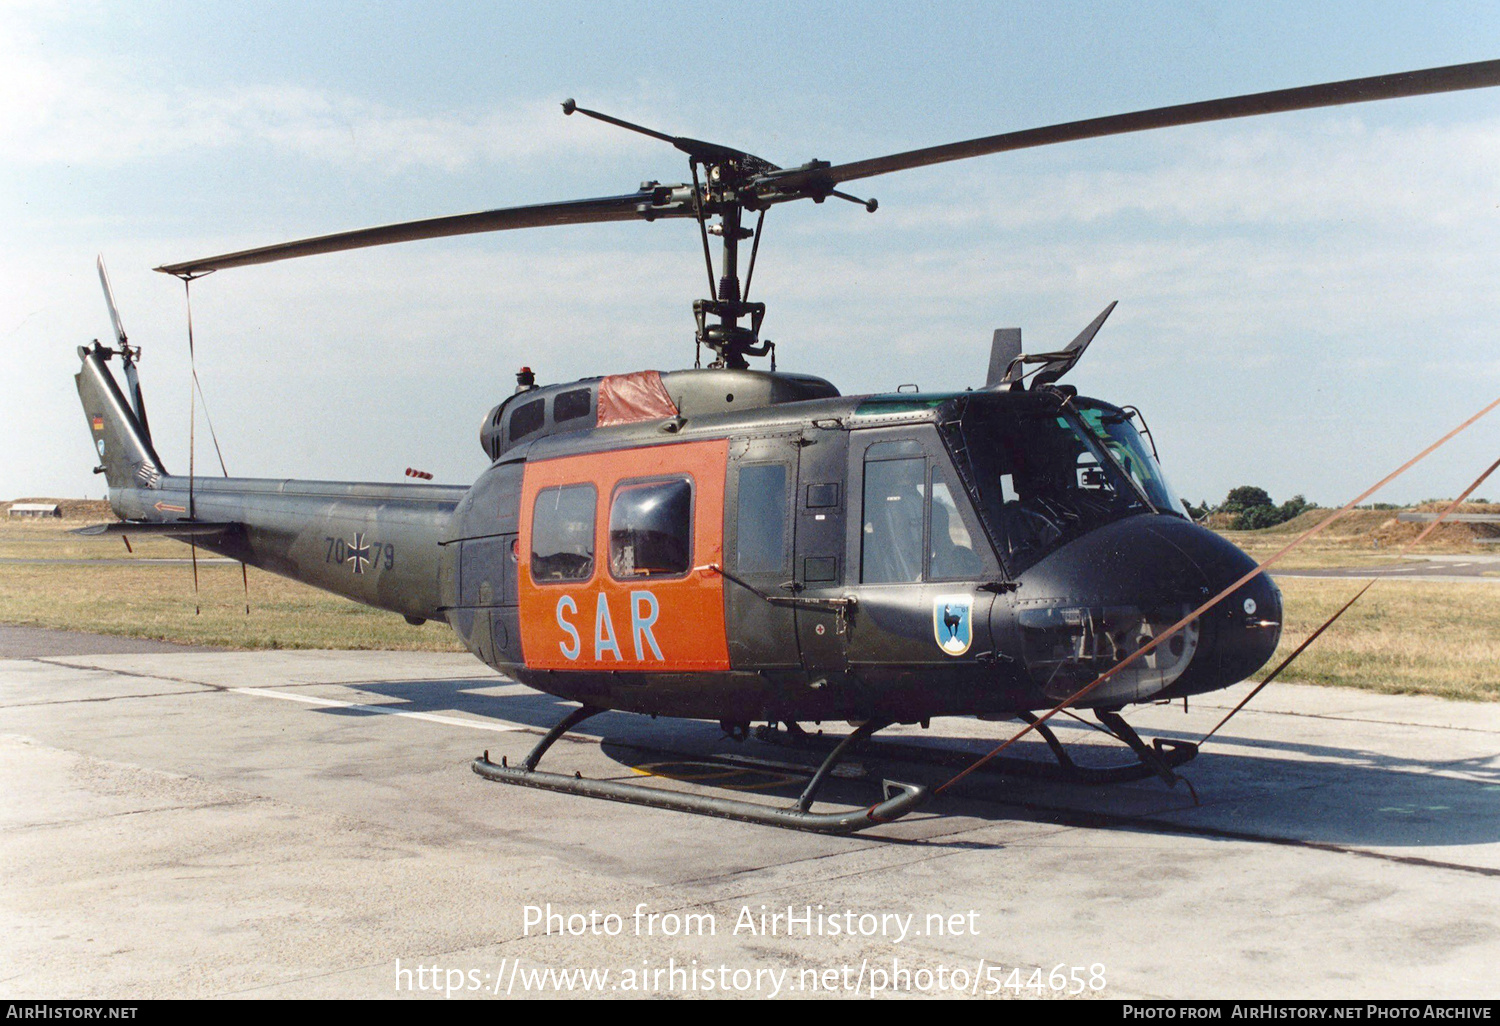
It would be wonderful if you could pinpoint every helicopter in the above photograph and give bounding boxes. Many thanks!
[74,58,1500,833]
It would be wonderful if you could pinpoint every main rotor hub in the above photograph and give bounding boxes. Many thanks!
[560,99,877,371]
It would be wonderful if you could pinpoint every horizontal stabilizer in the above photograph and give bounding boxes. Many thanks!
[72,521,243,539]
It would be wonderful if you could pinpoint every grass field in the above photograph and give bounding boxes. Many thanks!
[0,517,462,651]
[1257,577,1500,701]
[2,511,1497,698]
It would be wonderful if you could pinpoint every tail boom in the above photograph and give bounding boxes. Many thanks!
[123,475,463,621]
[77,343,463,623]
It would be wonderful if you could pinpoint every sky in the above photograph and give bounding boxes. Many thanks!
[4,0,1500,508]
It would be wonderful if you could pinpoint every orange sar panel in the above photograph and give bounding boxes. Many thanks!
[518,438,730,671]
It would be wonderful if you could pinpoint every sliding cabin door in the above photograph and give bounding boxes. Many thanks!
[723,436,800,668]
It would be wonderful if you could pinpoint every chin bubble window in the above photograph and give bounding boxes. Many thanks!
[1018,603,1200,703]
[609,478,693,578]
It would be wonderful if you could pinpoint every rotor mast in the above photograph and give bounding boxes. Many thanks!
[561,99,792,369]
[684,151,873,368]
[692,171,769,369]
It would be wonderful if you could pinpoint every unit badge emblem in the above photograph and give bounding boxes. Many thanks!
[932,594,973,656]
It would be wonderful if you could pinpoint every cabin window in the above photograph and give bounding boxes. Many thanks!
[554,388,591,424]
[864,438,925,460]
[861,456,926,584]
[609,478,692,579]
[509,398,545,441]
[530,484,597,582]
[806,482,840,508]
[735,463,789,575]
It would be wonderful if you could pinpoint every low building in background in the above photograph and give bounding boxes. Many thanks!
[7,503,61,519]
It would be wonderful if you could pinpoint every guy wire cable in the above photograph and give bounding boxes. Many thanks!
[176,272,250,615]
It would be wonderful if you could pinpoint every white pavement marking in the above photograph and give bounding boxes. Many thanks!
[227,686,527,734]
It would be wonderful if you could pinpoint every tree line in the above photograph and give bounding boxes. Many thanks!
[1185,488,1492,530]
[1186,486,1315,530]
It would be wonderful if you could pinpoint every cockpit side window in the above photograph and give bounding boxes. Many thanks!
[1076,404,1186,516]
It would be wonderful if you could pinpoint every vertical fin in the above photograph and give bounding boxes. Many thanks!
[75,346,166,491]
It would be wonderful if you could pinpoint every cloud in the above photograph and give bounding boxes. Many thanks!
[6,16,1499,507]
[0,28,654,173]
[840,116,1500,232]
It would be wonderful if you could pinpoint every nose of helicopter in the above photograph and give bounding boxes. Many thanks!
[1008,515,1282,706]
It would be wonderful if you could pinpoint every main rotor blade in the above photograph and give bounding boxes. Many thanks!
[805,58,1500,188]
[155,188,692,276]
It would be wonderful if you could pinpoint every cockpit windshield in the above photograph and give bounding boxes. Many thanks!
[941,396,1158,575]
[1074,401,1187,517]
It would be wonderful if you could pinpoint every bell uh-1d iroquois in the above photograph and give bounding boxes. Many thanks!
[75,59,1500,833]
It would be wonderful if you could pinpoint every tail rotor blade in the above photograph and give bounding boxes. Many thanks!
[96,255,128,347]
[97,255,151,438]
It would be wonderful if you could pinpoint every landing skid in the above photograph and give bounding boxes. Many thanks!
[755,710,1198,788]
[471,706,929,835]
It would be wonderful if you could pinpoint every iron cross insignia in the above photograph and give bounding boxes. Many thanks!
[345,533,373,574]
